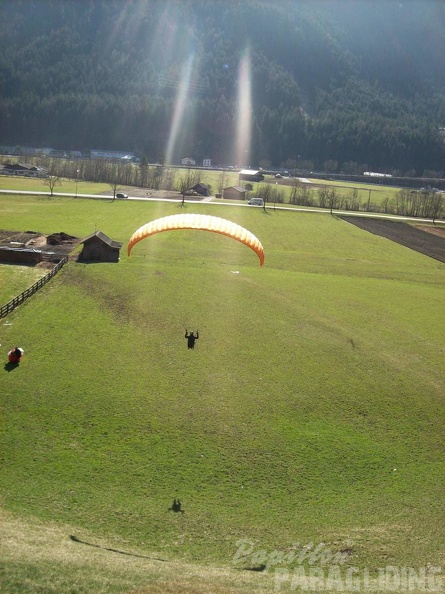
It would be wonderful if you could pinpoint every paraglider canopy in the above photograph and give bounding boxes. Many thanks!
[127,213,265,267]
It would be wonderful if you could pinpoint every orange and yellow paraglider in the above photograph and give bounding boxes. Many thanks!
[127,214,264,267]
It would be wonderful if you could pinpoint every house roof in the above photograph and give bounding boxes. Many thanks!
[239,169,261,175]
[224,185,247,193]
[191,183,210,194]
[2,162,49,173]
[81,230,122,249]
[3,162,38,170]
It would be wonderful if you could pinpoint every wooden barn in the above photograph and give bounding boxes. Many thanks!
[0,247,42,264]
[191,183,210,197]
[78,231,122,263]
[222,186,247,200]
[239,169,264,183]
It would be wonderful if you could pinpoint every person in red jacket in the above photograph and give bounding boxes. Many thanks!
[8,346,24,364]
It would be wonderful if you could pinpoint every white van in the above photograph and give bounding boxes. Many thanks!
[247,197,264,206]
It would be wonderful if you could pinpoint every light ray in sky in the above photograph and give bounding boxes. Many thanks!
[101,0,146,55]
[165,53,195,165]
[235,47,252,169]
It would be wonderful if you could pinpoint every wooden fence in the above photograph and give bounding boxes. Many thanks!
[0,256,68,319]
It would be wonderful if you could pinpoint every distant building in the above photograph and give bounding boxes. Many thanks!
[203,158,212,167]
[239,169,264,182]
[0,145,55,156]
[191,183,210,197]
[78,231,122,263]
[363,172,392,178]
[222,186,247,200]
[181,157,196,166]
[90,149,135,160]
[1,163,48,178]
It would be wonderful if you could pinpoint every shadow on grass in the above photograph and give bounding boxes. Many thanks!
[168,499,185,513]
[242,564,267,572]
[4,361,19,372]
[69,535,168,562]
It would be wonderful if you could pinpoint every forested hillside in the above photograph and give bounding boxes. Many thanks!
[1,0,445,174]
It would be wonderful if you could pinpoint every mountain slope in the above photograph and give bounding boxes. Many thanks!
[0,0,444,173]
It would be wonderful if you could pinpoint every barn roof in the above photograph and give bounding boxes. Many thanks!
[239,169,261,175]
[223,185,247,192]
[81,231,122,249]
[191,183,210,195]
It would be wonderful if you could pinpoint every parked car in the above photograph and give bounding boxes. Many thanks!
[247,197,264,206]
[116,192,128,199]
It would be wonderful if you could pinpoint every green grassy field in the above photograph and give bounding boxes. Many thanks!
[1,194,444,593]
[0,176,110,195]
[0,170,402,210]
[0,264,47,305]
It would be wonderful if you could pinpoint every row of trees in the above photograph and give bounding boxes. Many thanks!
[254,183,444,221]
[26,154,445,221]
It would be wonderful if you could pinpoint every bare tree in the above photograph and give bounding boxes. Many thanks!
[43,175,62,196]
[431,193,444,224]
[109,180,120,201]
[217,170,228,194]
[177,170,199,207]
[327,188,338,214]
[349,188,360,211]
[256,184,273,212]
[289,178,301,204]
[317,186,330,208]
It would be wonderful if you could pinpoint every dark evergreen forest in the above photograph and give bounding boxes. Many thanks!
[1,0,445,174]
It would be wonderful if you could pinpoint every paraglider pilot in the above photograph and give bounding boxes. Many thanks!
[8,346,24,364]
[185,329,199,349]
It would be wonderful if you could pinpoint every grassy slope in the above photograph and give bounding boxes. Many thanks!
[1,195,444,592]
[0,264,47,304]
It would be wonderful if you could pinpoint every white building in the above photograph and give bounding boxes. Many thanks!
[203,158,212,167]
[181,157,196,166]
[91,149,135,160]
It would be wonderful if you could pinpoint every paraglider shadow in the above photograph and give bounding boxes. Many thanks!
[4,362,19,372]
[168,499,185,513]
[69,535,167,561]
[242,564,267,572]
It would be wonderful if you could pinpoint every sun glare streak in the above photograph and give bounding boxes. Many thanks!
[165,53,195,165]
[235,47,252,168]
[102,0,146,55]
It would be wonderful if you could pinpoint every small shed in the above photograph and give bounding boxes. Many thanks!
[191,183,210,197]
[0,247,42,264]
[222,186,247,200]
[78,231,122,263]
